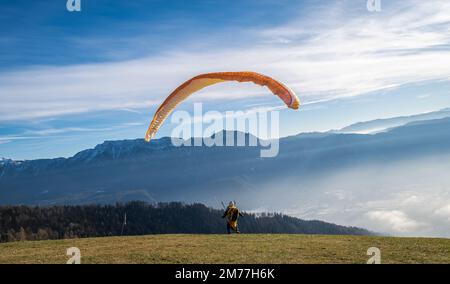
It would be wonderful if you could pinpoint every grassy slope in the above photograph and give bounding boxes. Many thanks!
[0,234,449,264]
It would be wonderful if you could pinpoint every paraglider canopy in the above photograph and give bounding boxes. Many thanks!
[145,71,300,142]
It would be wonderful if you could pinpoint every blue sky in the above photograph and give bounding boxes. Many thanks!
[1,0,450,160]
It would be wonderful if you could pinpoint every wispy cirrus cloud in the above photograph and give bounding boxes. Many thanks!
[0,0,449,122]
[0,122,147,145]
[23,127,114,136]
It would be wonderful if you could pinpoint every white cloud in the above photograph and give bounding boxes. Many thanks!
[417,94,431,99]
[23,127,114,136]
[366,210,422,232]
[0,0,449,121]
[0,136,40,142]
[434,205,450,222]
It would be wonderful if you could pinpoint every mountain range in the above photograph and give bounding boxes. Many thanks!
[1,114,449,205]
[1,112,450,237]
[335,108,450,134]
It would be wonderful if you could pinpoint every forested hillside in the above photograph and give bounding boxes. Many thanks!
[0,202,373,242]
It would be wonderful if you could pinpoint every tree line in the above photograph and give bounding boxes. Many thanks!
[0,201,372,242]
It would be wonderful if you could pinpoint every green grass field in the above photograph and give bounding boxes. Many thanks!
[0,234,449,264]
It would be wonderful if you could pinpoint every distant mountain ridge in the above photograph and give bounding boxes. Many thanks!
[335,108,450,134]
[1,116,450,207]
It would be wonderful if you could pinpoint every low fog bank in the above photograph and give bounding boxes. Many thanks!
[222,155,450,238]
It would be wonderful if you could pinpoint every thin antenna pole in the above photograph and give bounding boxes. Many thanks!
[120,212,127,236]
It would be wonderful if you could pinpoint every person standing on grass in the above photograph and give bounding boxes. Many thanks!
[222,201,244,234]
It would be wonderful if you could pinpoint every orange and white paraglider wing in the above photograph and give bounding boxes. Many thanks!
[145,71,300,142]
